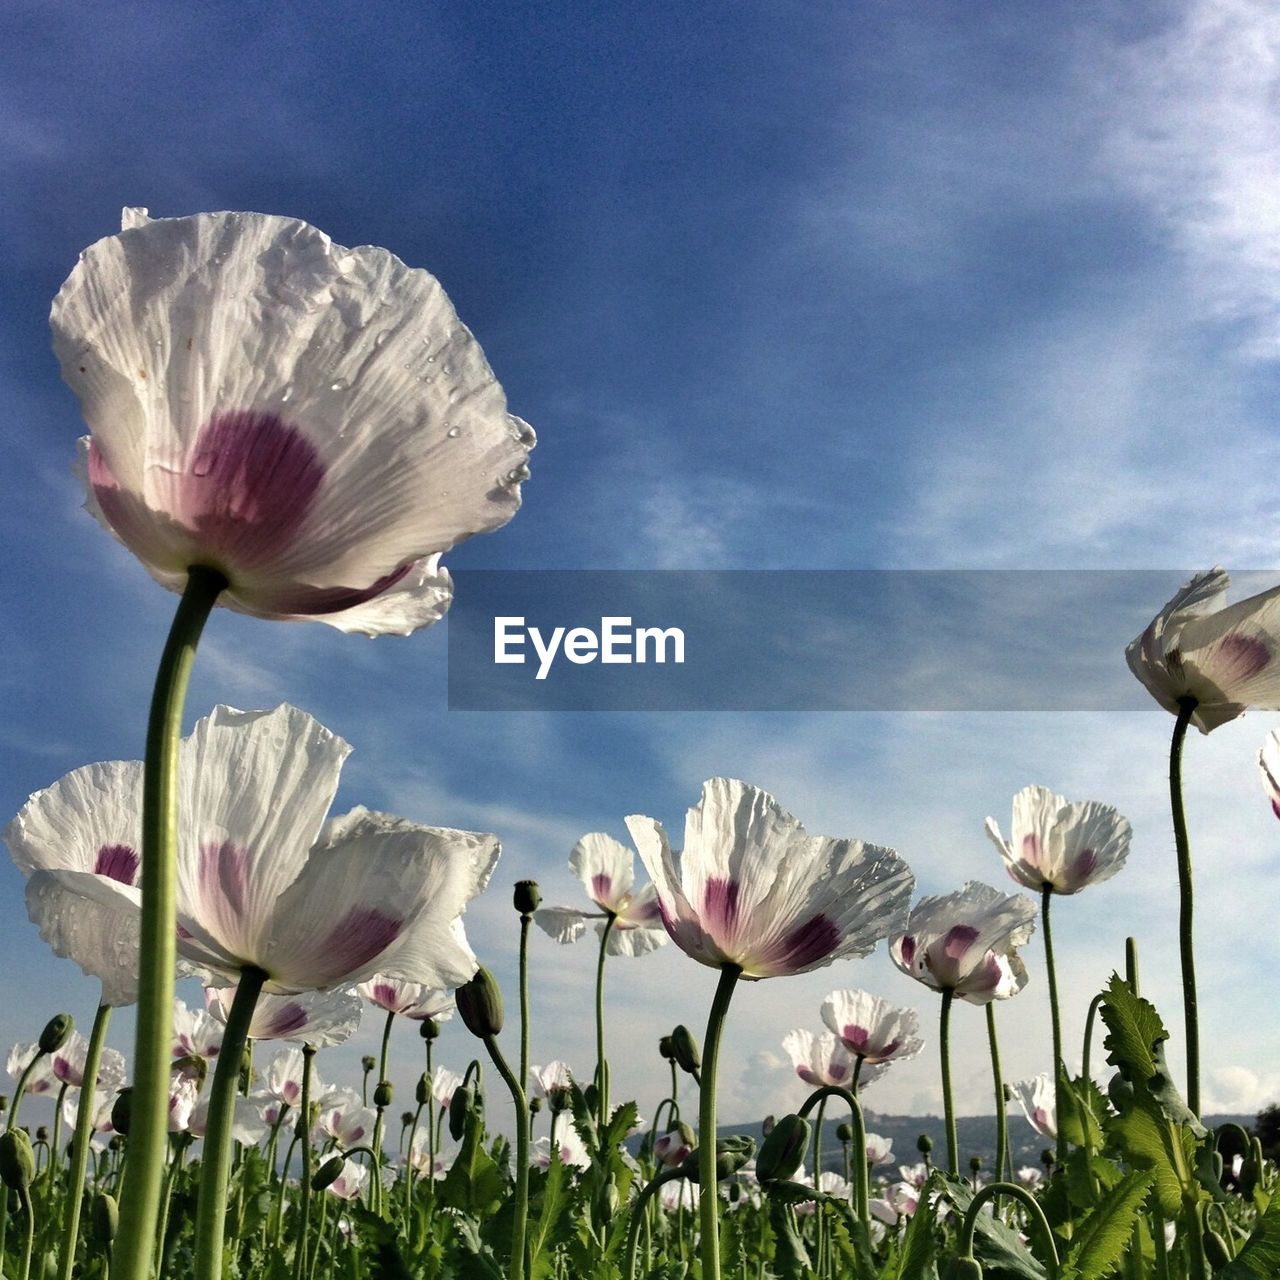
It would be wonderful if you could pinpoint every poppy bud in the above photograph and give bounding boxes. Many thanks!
[400,1111,414,1129]
[91,1192,118,1245]
[529,1096,543,1115]
[917,1133,933,1155]
[969,1155,982,1174]
[361,1055,376,1073]
[583,1083,599,1116]
[762,1114,776,1136]
[416,1074,431,1106]
[420,1018,441,1042]
[951,1260,984,1280]
[111,1088,132,1136]
[670,1025,700,1075]
[374,1081,393,1108]
[683,1134,753,1181]
[39,1013,73,1055]
[835,1122,853,1144]
[0,1130,35,1190]
[658,1035,675,1062]
[456,968,504,1038]
[239,1047,253,1091]
[756,1114,810,1184]
[514,881,541,914]
[312,1155,345,1191]
[449,1085,474,1141]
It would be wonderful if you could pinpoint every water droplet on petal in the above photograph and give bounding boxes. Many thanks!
[446,426,461,439]
[374,330,391,348]
[330,378,349,392]
[280,383,294,402]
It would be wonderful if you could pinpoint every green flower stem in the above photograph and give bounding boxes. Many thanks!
[1125,936,1140,995]
[797,1085,869,1225]
[1170,697,1200,1117]
[939,989,958,1176]
[624,1168,684,1280]
[293,1045,317,1280]
[518,911,532,1093]
[193,964,266,1280]
[16,1187,34,1280]
[812,1097,828,1274]
[404,1100,425,1217]
[986,1002,1007,1184]
[1080,992,1104,1088]
[698,964,741,1280]
[424,1038,435,1211]
[7,1047,49,1130]
[48,1082,69,1182]
[369,1009,395,1216]
[57,1001,112,1280]
[481,1034,529,1280]
[154,1134,190,1275]
[113,564,224,1280]
[1041,884,1067,1166]
[959,1181,1058,1276]
[594,914,616,1128]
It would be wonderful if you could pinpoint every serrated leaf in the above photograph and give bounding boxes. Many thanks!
[1057,1063,1104,1152]
[1059,1169,1152,1280]
[1106,1104,1185,1219]
[529,1150,573,1279]
[1100,974,1166,1083]
[1222,1189,1280,1278]
[895,1183,936,1280]
[943,1178,1050,1280]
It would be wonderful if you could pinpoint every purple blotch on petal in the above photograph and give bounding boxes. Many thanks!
[702,877,741,939]
[200,841,250,917]
[258,1003,310,1039]
[304,907,404,984]
[899,935,916,966]
[942,925,979,962]
[95,843,139,885]
[768,914,841,974]
[842,1025,870,1053]
[1217,632,1272,684]
[590,873,613,906]
[371,983,399,1010]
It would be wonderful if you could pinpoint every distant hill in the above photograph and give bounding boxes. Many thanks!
[712,1111,1257,1177]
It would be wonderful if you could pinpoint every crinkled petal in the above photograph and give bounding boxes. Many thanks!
[569,832,636,911]
[533,906,592,945]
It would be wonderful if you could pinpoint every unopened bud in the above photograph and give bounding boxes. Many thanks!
[416,1074,431,1107]
[110,1088,132,1137]
[400,1111,414,1129]
[916,1133,933,1155]
[456,968,504,1038]
[361,1056,376,1073]
[514,880,541,914]
[420,1018,441,1042]
[0,1130,35,1190]
[312,1155,345,1191]
[374,1081,393,1108]
[658,1035,675,1062]
[39,1013,73,1055]
[449,1085,474,1142]
[969,1155,982,1174]
[682,1134,753,1181]
[91,1193,118,1245]
[670,1025,700,1075]
[835,1122,853,1144]
[756,1114,810,1184]
[35,1127,48,1144]
[953,1260,984,1279]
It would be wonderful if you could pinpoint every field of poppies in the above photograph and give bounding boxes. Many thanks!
[3,209,1279,1280]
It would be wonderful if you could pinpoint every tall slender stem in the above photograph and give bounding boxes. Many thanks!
[986,1002,1007,1184]
[594,915,616,1127]
[293,1045,316,1280]
[482,1035,529,1280]
[1170,697,1200,1117]
[939,989,957,1176]
[58,1002,112,1280]
[193,965,266,1280]
[1081,992,1104,1088]
[114,565,224,1280]
[698,964,741,1280]
[1041,884,1067,1166]
[518,913,532,1093]
[369,1009,395,1216]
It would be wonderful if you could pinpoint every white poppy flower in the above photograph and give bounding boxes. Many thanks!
[781,1028,864,1090]
[325,1159,370,1201]
[528,1061,574,1108]
[52,208,534,637]
[5,759,145,1007]
[533,833,668,957]
[204,982,362,1047]
[6,1043,58,1096]
[531,1123,590,1170]
[432,1066,464,1110]
[889,882,1036,1005]
[793,1170,852,1215]
[658,1178,699,1211]
[1016,1166,1043,1188]
[315,1090,376,1148]
[357,976,455,1022]
[189,1094,268,1145]
[864,1133,894,1166]
[19,704,498,995]
[985,785,1131,895]
[407,1130,452,1178]
[168,1076,200,1133]
[61,1087,117,1144]
[626,779,914,979]
[1258,730,1280,819]
[1010,1074,1057,1139]
[1127,568,1280,734]
[819,989,924,1066]
[49,1030,126,1092]
[172,998,223,1065]
[261,1047,331,1109]
[869,1180,920,1224]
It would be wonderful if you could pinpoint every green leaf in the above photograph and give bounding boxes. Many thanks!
[438,1102,507,1216]
[894,1182,937,1280]
[1058,1169,1152,1280]
[1106,1102,1186,1219]
[529,1151,572,1279]
[1099,974,1165,1082]
[1222,1189,1280,1279]
[943,1179,1049,1280]
[1057,1064,1103,1153]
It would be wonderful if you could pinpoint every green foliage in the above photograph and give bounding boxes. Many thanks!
[1057,1169,1152,1280]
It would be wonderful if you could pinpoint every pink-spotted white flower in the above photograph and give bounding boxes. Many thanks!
[172,998,223,1066]
[781,1028,872,1090]
[407,1130,453,1178]
[869,1181,920,1224]
[626,779,913,978]
[7,1043,58,1097]
[168,1076,200,1133]
[864,1133,894,1166]
[1127,569,1280,733]
[1010,1074,1057,1139]
[653,1125,696,1168]
[432,1066,464,1111]
[49,1030,127,1093]
[261,1048,331,1110]
[189,1094,268,1145]
[204,982,362,1046]
[528,1061,574,1110]
[890,882,1035,1005]
[324,1159,370,1201]
[531,1124,591,1171]
[819,989,924,1068]
[985,786,1130,895]
[357,976,455,1022]
[52,208,535,637]
[5,760,145,1007]
[534,833,667,957]
[20,705,499,996]
[315,1090,377,1149]
[659,1179,700,1212]
[1016,1166,1043,1188]
[60,1088,116,1148]
[898,1162,928,1189]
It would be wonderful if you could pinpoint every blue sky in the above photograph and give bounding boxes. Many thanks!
[4,0,1280,1135]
